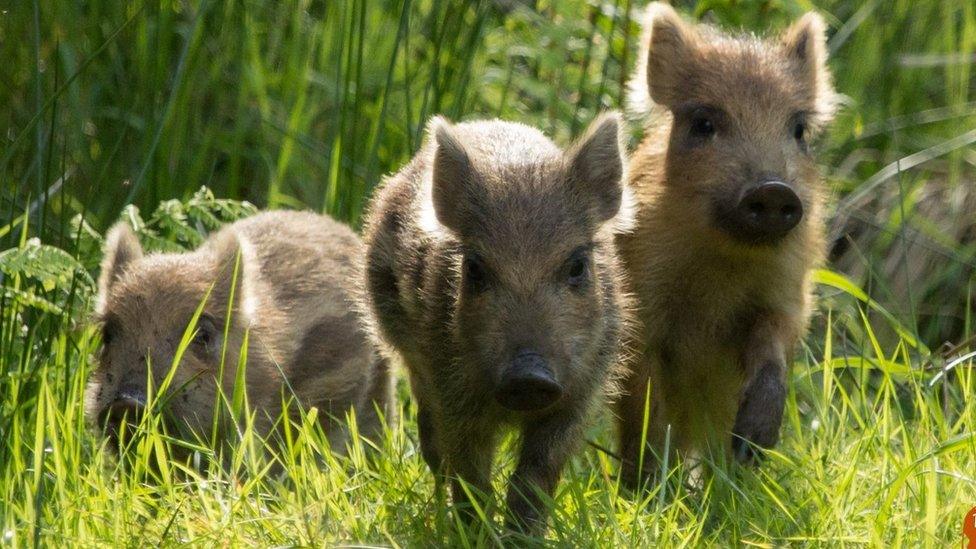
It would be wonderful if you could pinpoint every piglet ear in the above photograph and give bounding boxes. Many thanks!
[637,2,699,108]
[781,12,837,122]
[565,112,627,225]
[781,12,828,68]
[97,222,143,311]
[207,229,245,316]
[429,116,480,234]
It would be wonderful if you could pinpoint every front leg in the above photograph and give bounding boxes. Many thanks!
[416,405,442,477]
[406,370,445,478]
[506,409,585,534]
[439,416,499,527]
[732,313,794,463]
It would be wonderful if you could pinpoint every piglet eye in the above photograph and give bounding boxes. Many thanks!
[463,253,487,291]
[793,121,807,142]
[791,112,810,148]
[566,248,591,288]
[193,315,218,352]
[101,322,118,346]
[690,116,715,138]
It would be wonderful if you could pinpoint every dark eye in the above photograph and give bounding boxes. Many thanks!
[690,116,716,139]
[681,105,724,146]
[101,321,119,346]
[793,121,807,142]
[565,249,591,288]
[193,315,218,353]
[463,253,487,291]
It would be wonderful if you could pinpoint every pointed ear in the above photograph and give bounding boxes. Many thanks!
[428,116,480,234]
[565,112,627,224]
[781,12,836,120]
[98,222,142,299]
[208,229,245,315]
[637,2,698,108]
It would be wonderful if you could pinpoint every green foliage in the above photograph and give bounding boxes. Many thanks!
[117,186,259,252]
[0,238,93,317]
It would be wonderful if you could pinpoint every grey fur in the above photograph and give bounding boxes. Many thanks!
[361,114,633,532]
[87,211,394,456]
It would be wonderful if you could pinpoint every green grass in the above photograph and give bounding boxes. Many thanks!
[2,0,976,545]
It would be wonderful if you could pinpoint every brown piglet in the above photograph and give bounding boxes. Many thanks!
[615,3,838,485]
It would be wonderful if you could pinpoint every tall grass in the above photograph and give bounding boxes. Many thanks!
[2,0,635,233]
[1,256,974,544]
[2,0,976,545]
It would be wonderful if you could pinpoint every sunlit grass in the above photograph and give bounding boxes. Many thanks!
[0,280,973,545]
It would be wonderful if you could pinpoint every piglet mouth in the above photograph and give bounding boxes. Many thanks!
[99,392,147,450]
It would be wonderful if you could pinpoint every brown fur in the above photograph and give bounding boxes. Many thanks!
[86,211,394,453]
[616,3,838,483]
[361,114,633,531]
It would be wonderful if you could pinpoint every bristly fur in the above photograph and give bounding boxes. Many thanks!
[86,211,395,454]
[615,2,838,486]
[96,223,143,316]
[626,3,840,132]
[360,113,634,531]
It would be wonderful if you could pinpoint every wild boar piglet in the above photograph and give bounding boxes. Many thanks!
[615,2,838,485]
[362,113,633,531]
[86,211,394,455]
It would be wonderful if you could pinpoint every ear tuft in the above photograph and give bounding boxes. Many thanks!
[208,229,246,315]
[429,116,476,234]
[566,112,627,225]
[628,2,697,112]
[97,222,143,308]
[782,12,826,63]
[781,12,837,122]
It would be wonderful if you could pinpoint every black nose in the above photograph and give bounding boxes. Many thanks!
[100,387,146,446]
[495,351,563,412]
[735,181,803,241]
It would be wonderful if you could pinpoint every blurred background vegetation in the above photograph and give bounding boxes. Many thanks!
[2,0,975,345]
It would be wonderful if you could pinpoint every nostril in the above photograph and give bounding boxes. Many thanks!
[495,352,563,412]
[733,181,802,239]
